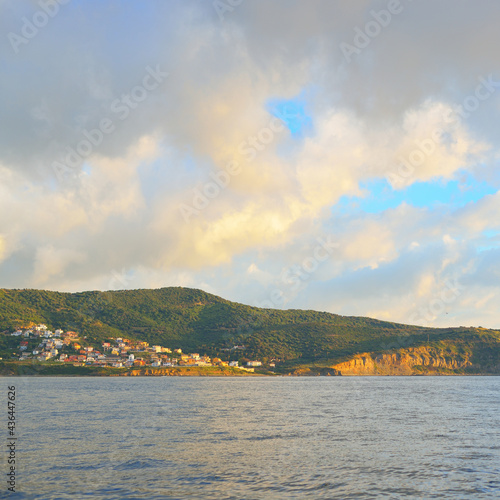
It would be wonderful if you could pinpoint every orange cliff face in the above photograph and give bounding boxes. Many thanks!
[331,346,474,375]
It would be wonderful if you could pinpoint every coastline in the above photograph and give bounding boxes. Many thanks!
[1,361,498,377]
[0,362,267,377]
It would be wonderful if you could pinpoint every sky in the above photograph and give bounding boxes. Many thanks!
[1,0,500,328]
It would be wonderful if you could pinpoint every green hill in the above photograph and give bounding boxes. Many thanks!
[0,287,499,373]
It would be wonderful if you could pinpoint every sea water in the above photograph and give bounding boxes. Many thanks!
[7,376,500,499]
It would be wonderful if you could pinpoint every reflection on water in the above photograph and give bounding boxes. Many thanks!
[11,376,500,499]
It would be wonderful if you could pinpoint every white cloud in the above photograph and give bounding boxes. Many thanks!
[1,0,500,328]
[33,245,87,285]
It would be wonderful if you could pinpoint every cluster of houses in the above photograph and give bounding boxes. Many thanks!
[10,324,265,371]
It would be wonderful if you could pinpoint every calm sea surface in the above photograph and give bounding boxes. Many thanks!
[5,376,500,499]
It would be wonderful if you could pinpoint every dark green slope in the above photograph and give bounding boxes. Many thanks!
[0,287,498,369]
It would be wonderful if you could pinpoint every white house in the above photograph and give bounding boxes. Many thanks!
[229,361,239,367]
[246,361,262,367]
[195,360,211,367]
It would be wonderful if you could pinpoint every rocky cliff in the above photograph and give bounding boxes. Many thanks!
[330,346,494,375]
[121,366,260,376]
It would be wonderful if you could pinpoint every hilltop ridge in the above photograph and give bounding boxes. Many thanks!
[0,287,499,374]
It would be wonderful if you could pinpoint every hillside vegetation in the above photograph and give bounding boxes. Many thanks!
[1,287,499,372]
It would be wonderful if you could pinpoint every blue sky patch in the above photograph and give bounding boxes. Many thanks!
[483,229,500,238]
[478,229,500,252]
[266,93,313,137]
[333,174,497,214]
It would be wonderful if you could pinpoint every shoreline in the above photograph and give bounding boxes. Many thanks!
[0,362,498,377]
[0,362,267,377]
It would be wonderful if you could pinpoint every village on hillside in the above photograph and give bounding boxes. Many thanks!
[6,324,270,371]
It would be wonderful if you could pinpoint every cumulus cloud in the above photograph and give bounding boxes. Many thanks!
[1,0,500,328]
[33,245,87,286]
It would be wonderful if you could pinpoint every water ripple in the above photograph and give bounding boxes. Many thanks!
[12,376,500,499]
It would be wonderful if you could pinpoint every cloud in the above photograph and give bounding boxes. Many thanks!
[0,235,6,263]
[33,245,87,285]
[2,0,500,328]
